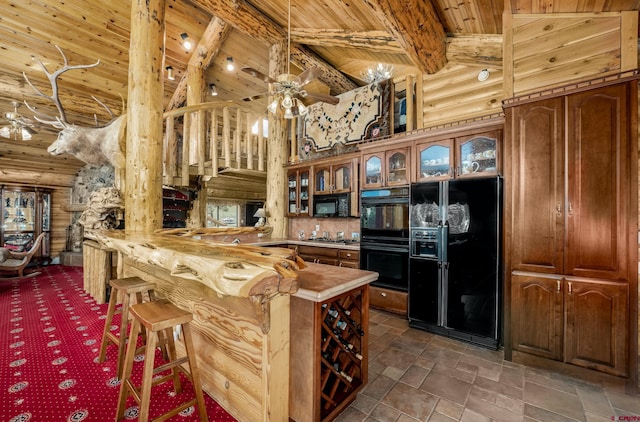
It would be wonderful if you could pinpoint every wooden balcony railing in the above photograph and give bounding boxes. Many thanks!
[162,101,268,186]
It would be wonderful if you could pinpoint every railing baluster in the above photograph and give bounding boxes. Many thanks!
[210,108,218,177]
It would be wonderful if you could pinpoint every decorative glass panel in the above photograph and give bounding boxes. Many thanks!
[419,145,450,178]
[365,156,382,185]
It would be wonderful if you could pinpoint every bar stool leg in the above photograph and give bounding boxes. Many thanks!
[114,291,132,378]
[98,286,118,364]
[138,328,158,422]
[162,326,183,394]
[115,318,140,421]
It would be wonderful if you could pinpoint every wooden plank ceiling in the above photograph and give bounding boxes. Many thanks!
[0,0,638,184]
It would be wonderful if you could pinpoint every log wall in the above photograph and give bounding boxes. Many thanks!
[123,257,290,422]
[504,12,637,97]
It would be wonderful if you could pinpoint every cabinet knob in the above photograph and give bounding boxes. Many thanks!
[556,203,562,217]
[568,281,573,294]
[346,253,351,257]
[380,292,387,297]
[556,280,561,292]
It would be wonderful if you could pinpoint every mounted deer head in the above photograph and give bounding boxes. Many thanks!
[23,45,125,168]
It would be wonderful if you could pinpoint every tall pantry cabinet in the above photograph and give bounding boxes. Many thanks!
[504,80,638,382]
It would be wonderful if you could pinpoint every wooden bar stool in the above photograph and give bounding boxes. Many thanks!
[98,277,157,378]
[115,300,207,422]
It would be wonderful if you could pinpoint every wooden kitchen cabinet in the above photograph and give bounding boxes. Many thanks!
[505,80,637,379]
[294,244,359,268]
[287,167,312,217]
[511,272,629,377]
[369,285,407,316]
[314,158,356,195]
[414,129,500,182]
[361,146,410,189]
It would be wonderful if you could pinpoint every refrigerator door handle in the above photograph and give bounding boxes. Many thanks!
[441,263,448,327]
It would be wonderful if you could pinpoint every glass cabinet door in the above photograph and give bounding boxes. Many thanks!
[287,169,311,216]
[314,166,331,194]
[363,154,383,188]
[457,135,498,177]
[299,170,310,215]
[416,142,452,181]
[332,163,351,192]
[387,150,408,186]
[3,191,36,232]
[42,192,51,231]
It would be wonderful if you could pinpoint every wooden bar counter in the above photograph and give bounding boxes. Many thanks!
[90,230,377,422]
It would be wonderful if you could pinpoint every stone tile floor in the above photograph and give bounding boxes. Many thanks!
[337,310,640,422]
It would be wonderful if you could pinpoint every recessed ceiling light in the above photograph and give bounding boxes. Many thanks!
[226,57,234,72]
[477,68,490,82]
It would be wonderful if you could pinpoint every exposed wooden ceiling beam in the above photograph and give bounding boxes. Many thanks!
[364,0,447,74]
[190,0,355,94]
[446,34,503,68]
[167,18,232,111]
[289,28,404,53]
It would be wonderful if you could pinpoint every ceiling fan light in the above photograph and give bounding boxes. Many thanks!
[267,98,279,114]
[283,107,294,119]
[298,102,308,116]
[281,94,293,109]
[20,127,32,140]
[0,126,11,139]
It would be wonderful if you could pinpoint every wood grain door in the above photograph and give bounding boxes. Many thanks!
[508,98,564,274]
[565,84,630,281]
[564,277,628,376]
[511,272,564,361]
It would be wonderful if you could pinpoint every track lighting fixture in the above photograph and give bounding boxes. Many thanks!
[180,33,192,50]
[226,57,234,71]
[166,66,175,81]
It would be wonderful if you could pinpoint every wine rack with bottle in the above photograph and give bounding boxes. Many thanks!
[290,284,369,422]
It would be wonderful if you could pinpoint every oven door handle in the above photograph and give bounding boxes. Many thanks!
[360,244,409,253]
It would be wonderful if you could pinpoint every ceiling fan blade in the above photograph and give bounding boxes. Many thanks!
[300,91,340,105]
[295,66,323,87]
[241,67,276,84]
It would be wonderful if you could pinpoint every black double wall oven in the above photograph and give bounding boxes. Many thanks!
[359,187,410,292]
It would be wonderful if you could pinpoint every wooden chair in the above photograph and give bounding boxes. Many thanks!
[0,232,46,278]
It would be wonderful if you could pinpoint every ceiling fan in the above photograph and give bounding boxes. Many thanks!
[0,101,37,141]
[241,0,339,118]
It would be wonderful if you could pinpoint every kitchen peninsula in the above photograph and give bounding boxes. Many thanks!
[91,230,377,422]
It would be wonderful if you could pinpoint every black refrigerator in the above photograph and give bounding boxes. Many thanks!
[408,176,502,349]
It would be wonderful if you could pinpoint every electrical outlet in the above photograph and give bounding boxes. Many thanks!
[315,224,320,231]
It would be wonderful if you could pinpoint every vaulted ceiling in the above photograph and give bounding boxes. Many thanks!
[1,0,639,182]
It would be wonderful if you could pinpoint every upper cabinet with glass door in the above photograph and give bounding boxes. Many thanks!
[362,147,410,189]
[314,159,355,195]
[456,131,499,178]
[415,140,453,182]
[287,167,311,217]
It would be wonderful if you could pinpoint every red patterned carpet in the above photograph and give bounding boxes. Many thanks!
[0,265,236,422]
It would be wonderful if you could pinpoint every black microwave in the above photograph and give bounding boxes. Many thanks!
[313,193,350,218]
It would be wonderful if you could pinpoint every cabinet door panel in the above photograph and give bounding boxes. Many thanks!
[564,277,628,376]
[511,273,563,360]
[566,85,629,280]
[508,99,564,274]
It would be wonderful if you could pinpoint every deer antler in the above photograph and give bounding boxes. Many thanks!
[23,45,114,127]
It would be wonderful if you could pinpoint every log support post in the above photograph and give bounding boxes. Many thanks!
[266,41,288,239]
[125,0,165,232]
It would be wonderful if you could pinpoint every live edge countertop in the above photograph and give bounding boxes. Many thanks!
[251,237,361,251]
[292,262,378,302]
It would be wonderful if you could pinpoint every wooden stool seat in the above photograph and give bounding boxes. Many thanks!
[116,300,207,422]
[98,276,157,379]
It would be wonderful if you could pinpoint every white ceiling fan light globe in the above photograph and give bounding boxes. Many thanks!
[267,98,279,114]
[282,93,294,109]
[298,102,308,116]
[284,107,294,119]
